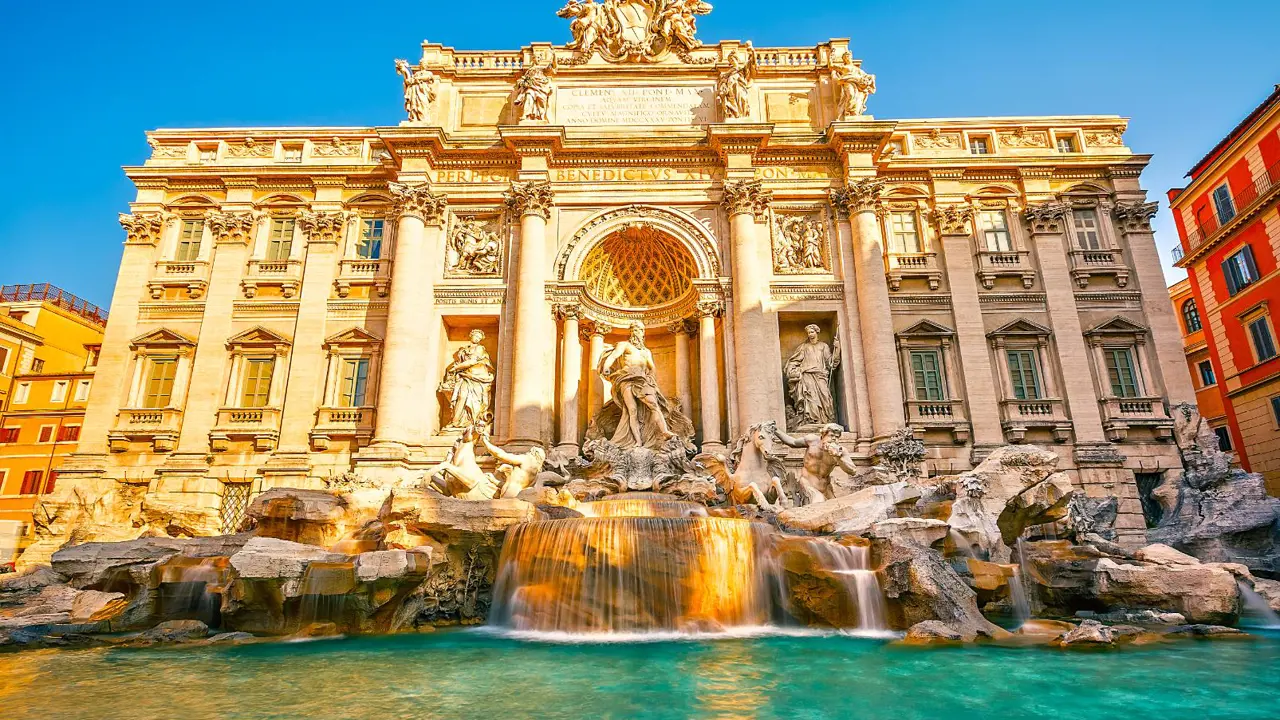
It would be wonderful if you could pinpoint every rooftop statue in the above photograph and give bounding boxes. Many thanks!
[586,321,694,450]
[514,62,554,122]
[394,58,438,123]
[716,44,753,120]
[830,50,875,119]
[558,0,713,62]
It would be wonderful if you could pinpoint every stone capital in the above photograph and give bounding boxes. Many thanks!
[1112,201,1159,235]
[206,211,257,244]
[119,212,166,245]
[580,318,612,339]
[552,303,581,322]
[695,299,725,318]
[931,204,974,236]
[721,179,772,220]
[504,181,555,220]
[829,178,885,216]
[389,181,447,226]
[1024,202,1068,235]
[666,318,696,336]
[297,211,348,245]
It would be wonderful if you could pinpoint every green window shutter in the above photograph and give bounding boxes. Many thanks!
[910,350,944,401]
[1105,348,1139,397]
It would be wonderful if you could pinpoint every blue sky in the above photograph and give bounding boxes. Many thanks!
[3,1,1278,308]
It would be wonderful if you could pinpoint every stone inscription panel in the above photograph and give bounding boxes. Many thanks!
[557,86,714,126]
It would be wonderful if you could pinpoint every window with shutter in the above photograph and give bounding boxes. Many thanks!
[1104,347,1141,397]
[1006,350,1043,400]
[1212,184,1236,223]
[240,358,275,408]
[909,350,945,401]
[340,358,371,407]
[144,357,178,408]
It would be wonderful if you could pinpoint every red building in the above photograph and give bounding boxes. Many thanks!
[1171,84,1280,494]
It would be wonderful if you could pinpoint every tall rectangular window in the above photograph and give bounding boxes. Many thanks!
[20,470,43,495]
[1006,350,1043,400]
[1105,347,1141,398]
[1073,209,1101,250]
[890,212,922,253]
[340,358,371,407]
[1198,360,1216,387]
[1271,396,1280,427]
[1247,316,1278,363]
[909,350,945,401]
[1214,426,1233,452]
[266,218,295,261]
[1222,245,1259,295]
[74,379,91,402]
[240,358,275,408]
[356,218,384,259]
[978,210,1013,251]
[38,426,54,443]
[50,380,69,403]
[175,220,205,262]
[1212,184,1236,224]
[143,357,178,408]
[0,346,9,375]
[13,382,30,404]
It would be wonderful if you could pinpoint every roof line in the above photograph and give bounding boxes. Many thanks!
[1186,84,1280,178]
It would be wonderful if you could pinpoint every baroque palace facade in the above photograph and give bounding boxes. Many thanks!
[51,9,1194,546]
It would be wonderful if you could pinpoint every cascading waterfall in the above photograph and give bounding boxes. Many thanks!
[1237,581,1280,629]
[490,493,889,636]
[156,556,230,626]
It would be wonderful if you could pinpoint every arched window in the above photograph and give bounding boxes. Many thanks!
[1182,299,1202,333]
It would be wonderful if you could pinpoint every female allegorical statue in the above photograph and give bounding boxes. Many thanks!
[784,324,841,430]
[439,329,495,432]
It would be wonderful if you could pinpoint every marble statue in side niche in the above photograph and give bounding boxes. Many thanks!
[439,330,495,432]
[586,322,694,450]
[514,63,554,122]
[772,422,854,504]
[785,324,841,430]
[426,425,499,500]
[394,59,438,124]
[446,218,501,276]
[830,50,875,119]
[479,435,548,499]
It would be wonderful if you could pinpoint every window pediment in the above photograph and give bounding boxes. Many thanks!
[226,326,292,352]
[324,326,382,351]
[988,318,1052,339]
[899,319,955,338]
[1083,316,1148,338]
[130,328,197,351]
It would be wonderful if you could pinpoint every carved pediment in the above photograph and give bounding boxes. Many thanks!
[899,319,955,338]
[1084,316,1148,338]
[226,326,292,349]
[129,328,196,350]
[988,318,1052,338]
[324,326,383,349]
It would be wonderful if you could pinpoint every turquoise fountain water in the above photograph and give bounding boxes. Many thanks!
[4,630,1279,719]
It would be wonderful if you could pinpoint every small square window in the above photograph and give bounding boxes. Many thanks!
[282,145,303,163]
[1056,135,1077,153]
[30,358,45,373]
[84,346,100,369]
[198,146,218,162]
[969,136,991,155]
[1197,360,1216,387]
[57,425,80,443]
[0,427,19,443]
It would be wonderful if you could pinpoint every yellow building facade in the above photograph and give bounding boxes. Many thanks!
[0,285,105,558]
[33,14,1198,561]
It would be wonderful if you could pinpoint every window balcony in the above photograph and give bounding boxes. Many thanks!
[1184,159,1280,252]
[148,261,210,300]
[905,399,970,444]
[998,397,1071,443]
[109,408,183,452]
[976,250,1035,290]
[310,406,377,451]
[334,258,390,299]
[242,259,303,298]
[1099,396,1173,442]
[211,407,282,452]
[886,252,942,291]
[1068,248,1129,289]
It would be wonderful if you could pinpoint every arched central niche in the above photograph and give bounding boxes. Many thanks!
[579,226,698,310]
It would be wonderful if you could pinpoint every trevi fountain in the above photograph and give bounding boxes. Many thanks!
[4,3,1280,718]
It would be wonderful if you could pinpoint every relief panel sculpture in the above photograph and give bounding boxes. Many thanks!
[445,216,503,277]
[773,214,830,273]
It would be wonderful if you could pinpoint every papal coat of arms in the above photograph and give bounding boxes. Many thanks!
[557,0,713,62]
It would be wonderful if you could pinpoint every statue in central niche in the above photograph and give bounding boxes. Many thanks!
[586,321,694,450]
[785,324,841,431]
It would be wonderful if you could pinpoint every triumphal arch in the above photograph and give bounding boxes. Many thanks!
[44,1,1195,552]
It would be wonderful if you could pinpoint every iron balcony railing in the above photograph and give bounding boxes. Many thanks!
[1184,159,1280,252]
[1,283,108,326]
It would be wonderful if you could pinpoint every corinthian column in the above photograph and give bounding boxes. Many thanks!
[371,182,446,450]
[722,179,778,430]
[505,181,554,445]
[554,304,582,456]
[668,319,695,421]
[695,300,724,452]
[833,179,904,438]
[583,319,611,418]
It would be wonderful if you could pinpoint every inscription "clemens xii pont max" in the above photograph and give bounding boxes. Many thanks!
[556,86,714,127]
